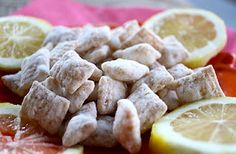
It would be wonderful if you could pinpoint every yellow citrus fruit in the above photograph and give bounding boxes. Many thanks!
[0,16,52,71]
[143,9,227,68]
[0,102,83,154]
[150,97,236,154]
[0,102,21,116]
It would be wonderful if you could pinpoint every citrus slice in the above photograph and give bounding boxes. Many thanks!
[0,102,83,154]
[0,103,21,136]
[143,9,227,68]
[0,16,52,70]
[150,97,236,154]
[0,102,20,115]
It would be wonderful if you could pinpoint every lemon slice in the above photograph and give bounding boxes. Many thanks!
[0,16,52,70]
[143,9,227,68]
[0,102,21,115]
[150,97,236,154]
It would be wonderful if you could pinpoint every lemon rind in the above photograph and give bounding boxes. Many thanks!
[63,145,83,154]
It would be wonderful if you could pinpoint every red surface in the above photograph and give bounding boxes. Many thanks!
[12,0,162,27]
[208,52,236,97]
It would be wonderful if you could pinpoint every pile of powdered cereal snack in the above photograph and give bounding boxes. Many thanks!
[1,19,225,153]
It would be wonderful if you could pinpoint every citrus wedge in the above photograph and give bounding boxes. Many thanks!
[0,16,52,71]
[0,102,83,154]
[143,9,227,68]
[150,97,236,154]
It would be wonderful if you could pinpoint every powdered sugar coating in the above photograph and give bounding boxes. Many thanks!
[128,84,167,133]
[2,48,50,96]
[113,99,141,153]
[62,102,97,147]
[101,59,149,82]
[20,81,70,134]
[97,76,127,114]
[113,43,161,66]
[50,50,95,94]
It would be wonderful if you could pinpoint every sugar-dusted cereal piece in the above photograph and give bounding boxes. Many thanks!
[150,61,162,69]
[101,59,149,82]
[63,102,97,147]
[156,64,192,110]
[16,48,50,83]
[20,81,70,134]
[132,66,174,93]
[72,24,94,36]
[41,77,63,95]
[83,116,117,148]
[173,65,225,104]
[84,45,111,64]
[50,50,95,94]
[168,63,193,79]
[42,77,95,113]
[122,28,164,52]
[87,82,98,101]
[113,43,161,66]
[97,76,127,114]
[2,48,50,96]
[89,66,103,81]
[50,41,77,67]
[108,20,140,50]
[50,26,111,66]
[119,20,140,43]
[128,84,167,133]
[157,88,180,111]
[43,26,77,47]
[113,99,141,153]
[67,80,95,113]
[158,36,190,68]
[71,27,83,35]
[75,26,111,54]
[82,24,94,29]
[108,27,125,50]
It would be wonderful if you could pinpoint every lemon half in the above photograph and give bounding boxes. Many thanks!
[0,16,51,70]
[143,9,227,68]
